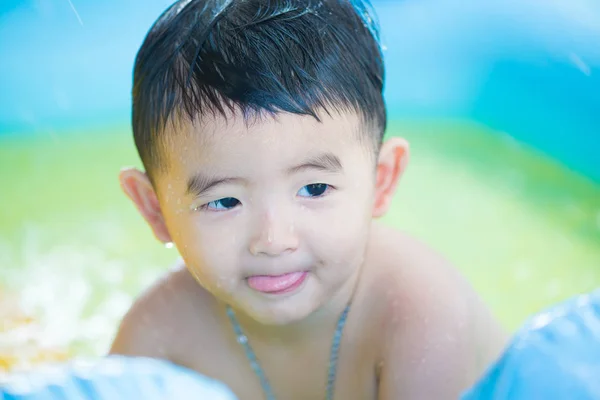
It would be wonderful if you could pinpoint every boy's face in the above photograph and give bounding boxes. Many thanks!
[122,111,407,325]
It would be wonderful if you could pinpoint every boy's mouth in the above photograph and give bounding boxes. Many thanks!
[246,271,308,294]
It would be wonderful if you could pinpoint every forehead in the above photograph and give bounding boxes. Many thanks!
[164,110,367,173]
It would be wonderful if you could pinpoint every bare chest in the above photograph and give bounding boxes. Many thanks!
[177,333,379,400]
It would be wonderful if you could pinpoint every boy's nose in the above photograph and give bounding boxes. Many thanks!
[249,209,298,257]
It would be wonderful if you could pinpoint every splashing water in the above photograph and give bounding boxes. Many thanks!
[65,0,83,26]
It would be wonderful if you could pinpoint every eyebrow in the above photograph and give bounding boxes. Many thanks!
[186,174,243,198]
[287,152,343,175]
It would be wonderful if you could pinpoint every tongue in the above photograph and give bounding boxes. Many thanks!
[247,272,305,293]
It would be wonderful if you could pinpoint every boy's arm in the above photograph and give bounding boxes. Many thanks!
[109,294,169,358]
[377,262,508,399]
[379,298,506,399]
[109,276,178,360]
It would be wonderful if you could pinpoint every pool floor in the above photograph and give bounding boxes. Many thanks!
[1,119,599,371]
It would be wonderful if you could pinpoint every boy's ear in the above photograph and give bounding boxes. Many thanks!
[373,137,410,218]
[119,168,172,244]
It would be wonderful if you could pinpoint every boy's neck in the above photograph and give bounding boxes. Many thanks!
[226,269,360,346]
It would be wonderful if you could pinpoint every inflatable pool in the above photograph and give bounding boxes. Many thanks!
[463,289,600,399]
[0,0,598,388]
[0,356,237,400]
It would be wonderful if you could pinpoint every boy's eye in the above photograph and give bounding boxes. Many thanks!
[204,197,240,211]
[297,183,330,198]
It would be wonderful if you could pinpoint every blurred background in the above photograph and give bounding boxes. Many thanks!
[1,0,599,372]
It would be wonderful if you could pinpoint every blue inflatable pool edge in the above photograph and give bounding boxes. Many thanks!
[0,356,238,400]
[462,289,600,399]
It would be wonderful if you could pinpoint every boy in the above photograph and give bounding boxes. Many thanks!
[110,0,507,398]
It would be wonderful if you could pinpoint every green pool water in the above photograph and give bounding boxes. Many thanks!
[1,119,599,359]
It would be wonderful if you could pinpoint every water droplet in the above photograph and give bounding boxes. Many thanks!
[165,242,174,249]
[568,53,591,76]
[237,334,248,344]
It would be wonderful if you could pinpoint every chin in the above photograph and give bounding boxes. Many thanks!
[253,308,315,326]
[243,284,323,326]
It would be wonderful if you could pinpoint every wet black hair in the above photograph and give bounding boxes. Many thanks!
[132,0,386,177]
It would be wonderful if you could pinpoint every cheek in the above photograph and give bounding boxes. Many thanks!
[306,191,372,266]
[324,213,370,262]
[167,213,243,286]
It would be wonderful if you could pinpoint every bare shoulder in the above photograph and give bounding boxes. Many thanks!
[109,261,216,362]
[366,222,481,307]
[364,223,508,399]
